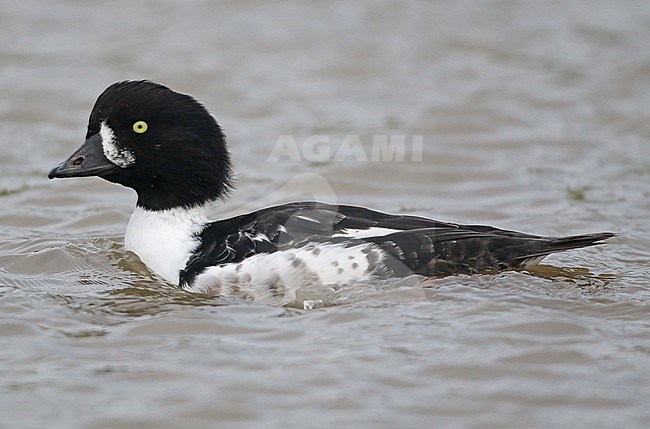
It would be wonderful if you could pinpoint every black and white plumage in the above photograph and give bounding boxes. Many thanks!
[48,80,615,305]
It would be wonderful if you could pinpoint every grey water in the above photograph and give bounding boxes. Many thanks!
[1,1,649,428]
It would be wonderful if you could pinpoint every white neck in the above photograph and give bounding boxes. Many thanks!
[124,205,208,284]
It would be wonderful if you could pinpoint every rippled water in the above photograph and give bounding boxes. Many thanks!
[2,1,650,427]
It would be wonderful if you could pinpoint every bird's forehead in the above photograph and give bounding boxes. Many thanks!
[91,100,150,124]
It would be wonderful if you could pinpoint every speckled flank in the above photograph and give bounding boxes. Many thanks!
[189,243,388,306]
[100,122,136,168]
[362,246,384,275]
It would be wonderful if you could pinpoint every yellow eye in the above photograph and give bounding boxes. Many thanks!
[133,120,148,134]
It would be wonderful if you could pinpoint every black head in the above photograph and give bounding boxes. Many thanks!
[48,80,233,211]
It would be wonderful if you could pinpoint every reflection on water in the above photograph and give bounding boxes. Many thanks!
[1,0,650,428]
[527,264,618,289]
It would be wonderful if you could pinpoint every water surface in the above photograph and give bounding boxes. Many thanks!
[1,1,649,428]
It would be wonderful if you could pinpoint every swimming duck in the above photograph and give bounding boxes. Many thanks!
[48,80,614,305]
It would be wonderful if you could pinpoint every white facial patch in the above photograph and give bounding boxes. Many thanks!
[100,121,136,168]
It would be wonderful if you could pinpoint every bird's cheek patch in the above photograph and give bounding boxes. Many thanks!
[100,122,136,168]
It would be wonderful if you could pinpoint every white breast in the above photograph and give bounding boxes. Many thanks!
[124,206,207,284]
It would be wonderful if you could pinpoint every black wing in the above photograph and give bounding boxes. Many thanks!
[366,228,614,277]
[180,201,446,285]
[179,201,614,286]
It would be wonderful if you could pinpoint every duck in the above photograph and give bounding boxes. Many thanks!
[48,80,615,305]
